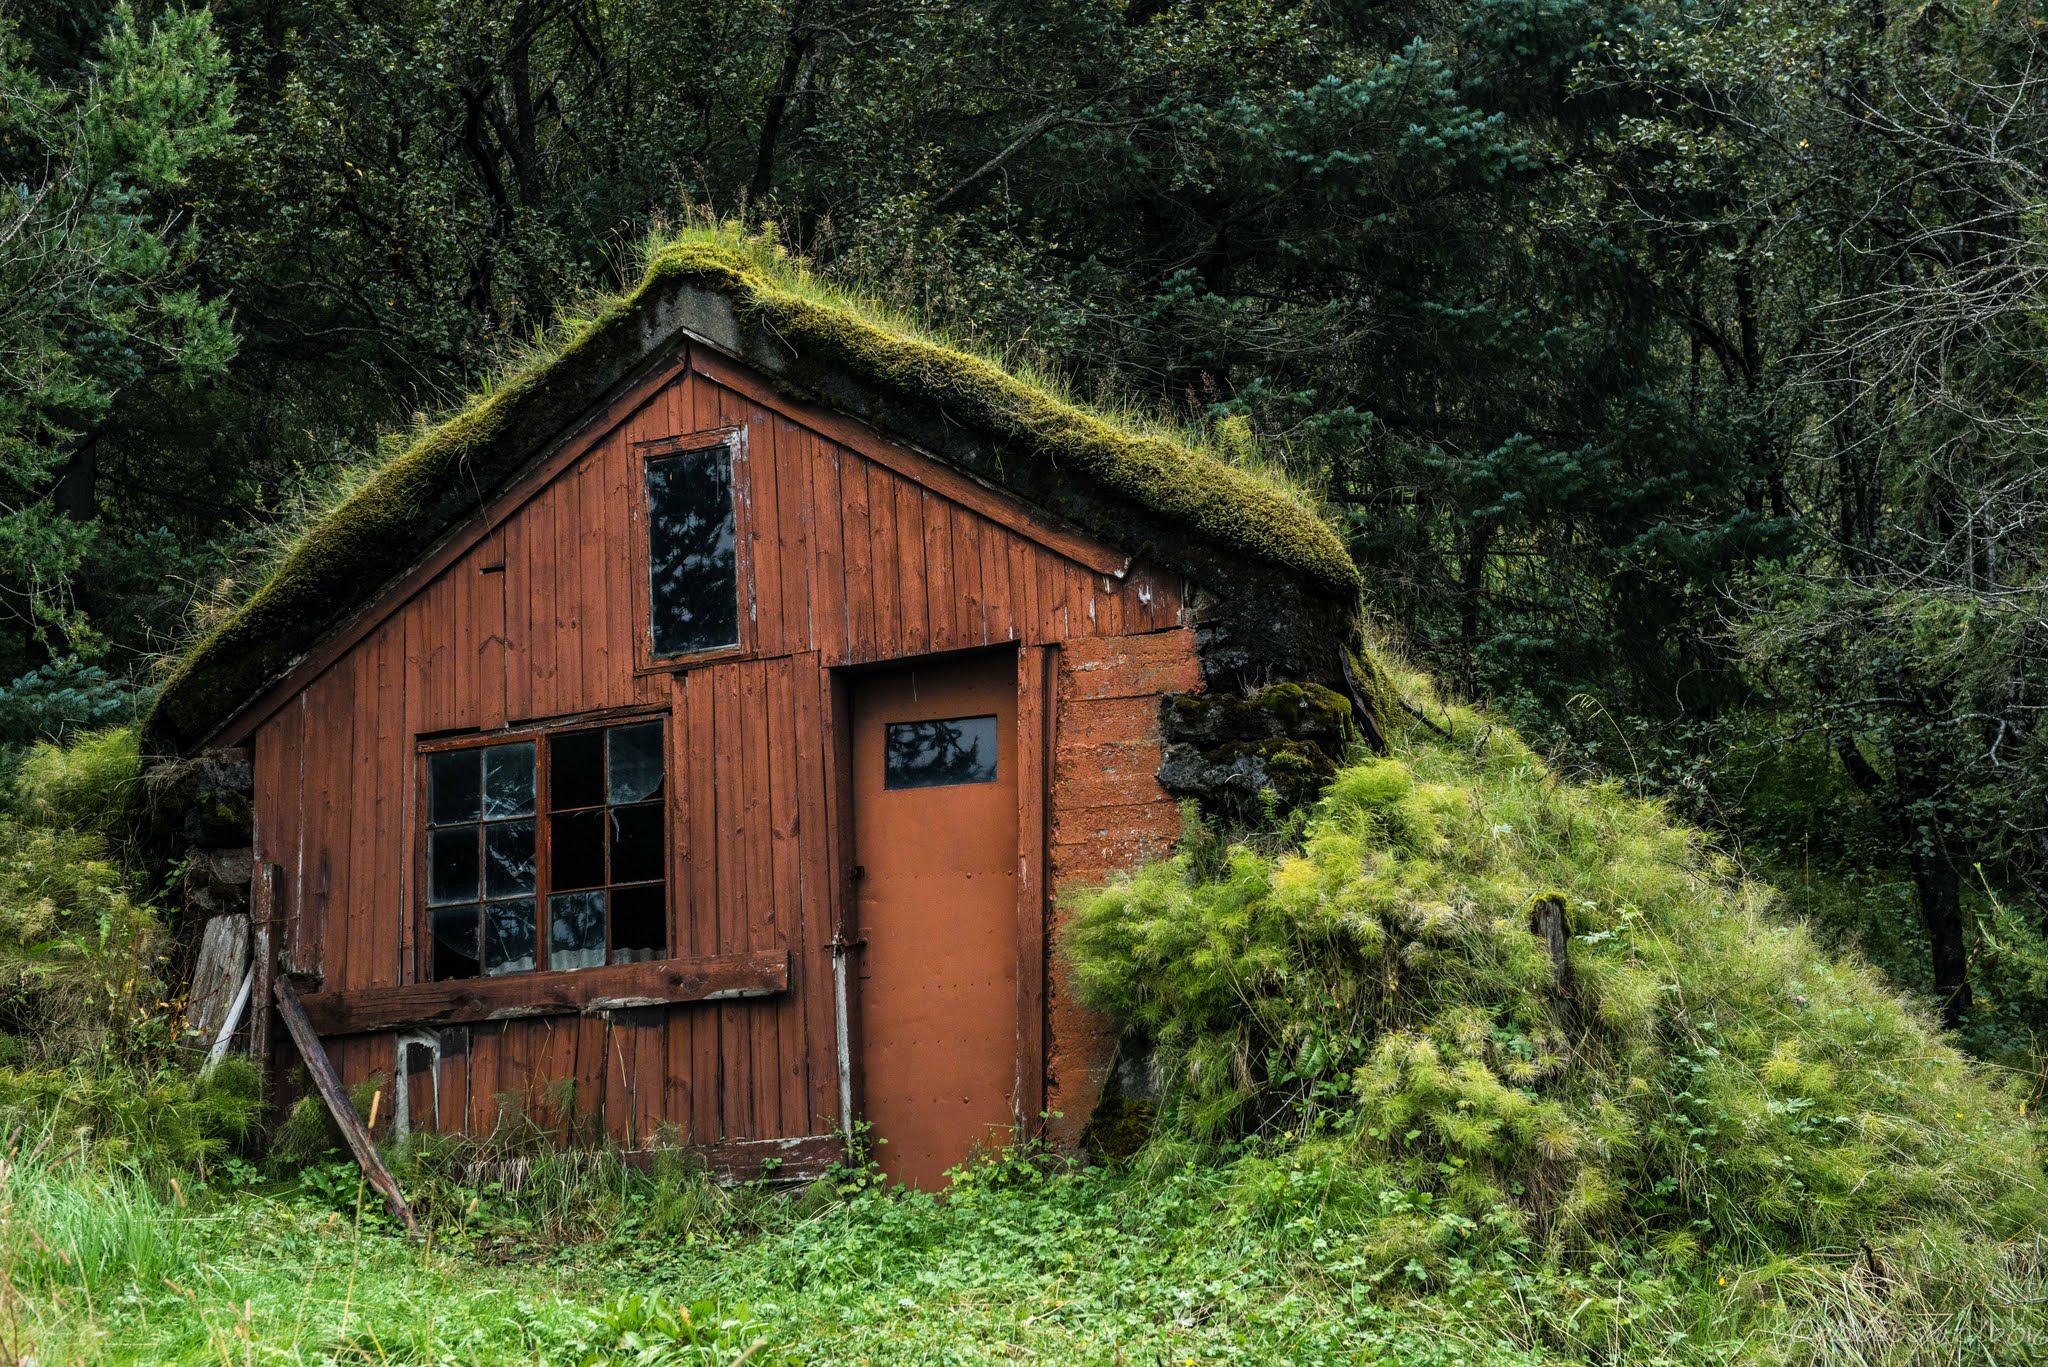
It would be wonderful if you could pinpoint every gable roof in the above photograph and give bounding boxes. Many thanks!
[145,236,1360,755]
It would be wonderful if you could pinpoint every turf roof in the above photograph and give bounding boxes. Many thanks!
[146,234,1361,754]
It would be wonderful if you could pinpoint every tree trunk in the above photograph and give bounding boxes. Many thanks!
[52,435,98,520]
[750,4,816,207]
[1909,854,1972,1030]
[1837,734,1974,1029]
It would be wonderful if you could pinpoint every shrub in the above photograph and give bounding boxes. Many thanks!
[12,724,141,841]
[1062,665,2046,1260]
[0,813,160,1060]
[0,1056,260,1176]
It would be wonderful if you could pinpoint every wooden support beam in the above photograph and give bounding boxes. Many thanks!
[273,977,416,1233]
[297,950,789,1037]
[251,862,282,1077]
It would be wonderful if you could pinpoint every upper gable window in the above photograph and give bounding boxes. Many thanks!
[645,441,739,658]
[423,718,667,982]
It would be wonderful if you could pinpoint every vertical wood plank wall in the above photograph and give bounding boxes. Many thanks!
[249,352,1199,1150]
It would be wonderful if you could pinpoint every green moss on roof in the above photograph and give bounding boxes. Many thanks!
[646,240,1358,595]
[146,230,1359,754]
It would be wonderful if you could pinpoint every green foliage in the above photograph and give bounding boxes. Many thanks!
[11,724,140,840]
[0,659,137,745]
[0,1141,193,1297]
[0,1056,259,1177]
[1062,669,2046,1258]
[0,1,237,658]
[0,725,227,1183]
[564,1294,788,1366]
[0,812,157,1059]
[6,1064,2044,1364]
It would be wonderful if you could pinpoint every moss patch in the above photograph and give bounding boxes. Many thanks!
[1159,682,1354,811]
[145,231,1357,754]
[651,241,1358,597]
[1079,1088,1157,1167]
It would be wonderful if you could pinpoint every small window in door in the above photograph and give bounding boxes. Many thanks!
[884,715,999,789]
[645,442,738,658]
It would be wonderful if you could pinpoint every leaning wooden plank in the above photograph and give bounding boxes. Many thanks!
[205,966,254,1068]
[273,977,416,1233]
[184,913,250,1050]
[297,950,790,1037]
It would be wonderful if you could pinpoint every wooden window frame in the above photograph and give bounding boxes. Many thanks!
[630,428,750,677]
[413,706,671,984]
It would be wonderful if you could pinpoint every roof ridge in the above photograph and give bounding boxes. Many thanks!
[145,236,1359,753]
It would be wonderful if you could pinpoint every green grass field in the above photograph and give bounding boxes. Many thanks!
[9,1139,2045,1366]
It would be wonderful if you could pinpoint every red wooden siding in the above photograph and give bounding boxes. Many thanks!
[249,351,1198,1153]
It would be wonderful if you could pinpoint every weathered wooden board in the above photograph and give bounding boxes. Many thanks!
[298,951,789,1036]
[184,913,250,1049]
[274,977,415,1231]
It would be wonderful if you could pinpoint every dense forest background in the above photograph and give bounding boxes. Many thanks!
[5,0,2046,1058]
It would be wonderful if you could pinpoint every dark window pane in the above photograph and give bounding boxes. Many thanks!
[428,827,479,904]
[484,819,536,897]
[607,722,664,804]
[483,898,536,976]
[610,884,665,964]
[549,891,606,971]
[610,802,664,885]
[550,730,605,810]
[884,715,1000,790]
[483,742,536,819]
[646,447,738,657]
[430,905,480,981]
[550,808,606,890]
[481,901,540,979]
[428,750,480,825]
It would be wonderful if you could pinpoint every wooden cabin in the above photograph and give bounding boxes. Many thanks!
[147,241,1371,1187]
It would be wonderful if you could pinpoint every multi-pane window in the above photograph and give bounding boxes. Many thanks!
[424,719,667,981]
[645,442,739,658]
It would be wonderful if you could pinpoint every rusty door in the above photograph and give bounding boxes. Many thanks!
[850,650,1019,1188]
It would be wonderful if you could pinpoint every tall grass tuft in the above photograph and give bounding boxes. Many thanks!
[0,1132,188,1295]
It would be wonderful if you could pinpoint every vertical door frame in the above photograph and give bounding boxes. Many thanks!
[1014,644,1054,1138]
[827,668,863,1139]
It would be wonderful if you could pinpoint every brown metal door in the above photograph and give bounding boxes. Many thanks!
[851,650,1018,1188]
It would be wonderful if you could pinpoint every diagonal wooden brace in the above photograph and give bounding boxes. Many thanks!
[273,976,417,1234]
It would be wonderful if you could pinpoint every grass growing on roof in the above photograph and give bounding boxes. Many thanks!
[145,222,1352,752]
[642,231,1356,593]
[1062,646,2047,1265]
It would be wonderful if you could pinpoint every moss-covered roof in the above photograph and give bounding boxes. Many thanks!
[146,236,1360,754]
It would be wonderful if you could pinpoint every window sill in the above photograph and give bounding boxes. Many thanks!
[632,642,748,678]
[298,950,788,1037]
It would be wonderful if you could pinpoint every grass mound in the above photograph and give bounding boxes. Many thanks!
[1064,654,2045,1268]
